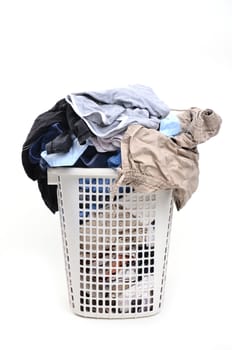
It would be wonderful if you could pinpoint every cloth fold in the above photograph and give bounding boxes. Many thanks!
[21,85,222,213]
[66,85,170,146]
[115,107,222,210]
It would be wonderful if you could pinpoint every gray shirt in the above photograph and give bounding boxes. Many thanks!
[66,84,170,139]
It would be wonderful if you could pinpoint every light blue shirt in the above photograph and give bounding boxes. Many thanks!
[159,112,181,137]
[41,137,88,167]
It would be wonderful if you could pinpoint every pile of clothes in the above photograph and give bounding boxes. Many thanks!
[22,84,222,211]
[22,85,222,315]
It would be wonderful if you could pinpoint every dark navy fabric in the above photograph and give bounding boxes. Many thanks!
[22,100,94,212]
[75,146,119,168]
[28,123,63,165]
[46,132,73,154]
[22,100,122,213]
[107,150,121,168]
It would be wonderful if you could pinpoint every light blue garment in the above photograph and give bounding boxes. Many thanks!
[66,85,170,138]
[41,138,88,167]
[159,112,181,137]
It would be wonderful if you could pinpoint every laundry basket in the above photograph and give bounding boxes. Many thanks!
[48,168,173,319]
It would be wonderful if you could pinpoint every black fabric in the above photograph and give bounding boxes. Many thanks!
[66,103,94,144]
[38,179,58,213]
[22,99,68,180]
[46,132,73,154]
[22,99,93,213]
[22,99,68,150]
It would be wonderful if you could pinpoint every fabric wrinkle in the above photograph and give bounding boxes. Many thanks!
[115,107,221,209]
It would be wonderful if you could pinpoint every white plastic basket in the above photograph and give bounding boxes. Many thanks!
[48,168,173,319]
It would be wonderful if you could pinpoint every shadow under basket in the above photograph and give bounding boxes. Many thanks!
[48,168,173,319]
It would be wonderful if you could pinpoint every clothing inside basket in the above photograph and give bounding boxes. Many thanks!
[78,192,157,314]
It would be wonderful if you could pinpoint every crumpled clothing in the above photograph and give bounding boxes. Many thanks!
[27,122,64,169]
[46,132,73,154]
[66,84,170,139]
[115,108,222,210]
[41,137,88,167]
[90,110,181,151]
[75,146,118,168]
[159,111,181,137]
[21,99,94,213]
[177,108,221,145]
[89,134,123,152]
[66,102,93,144]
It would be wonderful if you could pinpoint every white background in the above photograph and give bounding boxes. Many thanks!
[0,0,231,349]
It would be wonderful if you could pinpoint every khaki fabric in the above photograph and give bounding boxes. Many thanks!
[116,108,222,210]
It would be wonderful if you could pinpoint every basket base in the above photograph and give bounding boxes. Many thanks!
[72,306,162,319]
